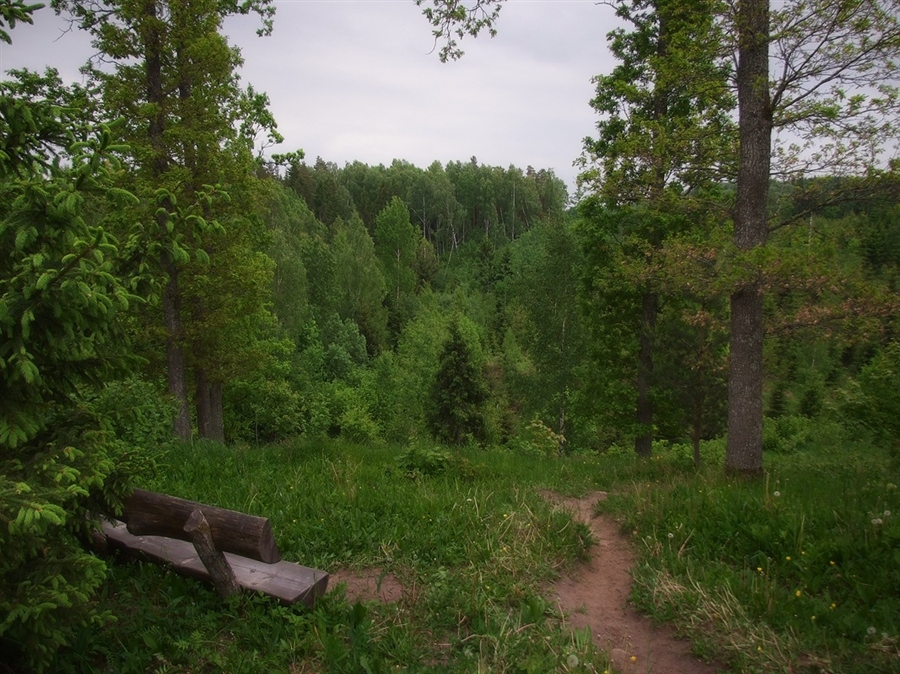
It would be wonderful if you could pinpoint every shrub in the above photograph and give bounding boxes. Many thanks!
[394,443,474,480]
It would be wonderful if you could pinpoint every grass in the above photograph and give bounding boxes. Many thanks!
[51,429,899,673]
[603,440,900,673]
[57,439,611,673]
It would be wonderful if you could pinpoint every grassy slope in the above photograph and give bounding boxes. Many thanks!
[55,436,898,673]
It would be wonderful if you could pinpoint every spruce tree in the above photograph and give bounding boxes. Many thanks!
[427,320,488,446]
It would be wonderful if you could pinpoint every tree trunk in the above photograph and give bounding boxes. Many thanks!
[147,0,191,441]
[162,252,192,441]
[635,290,657,457]
[196,372,225,442]
[692,395,703,469]
[196,368,213,440]
[726,0,771,477]
[210,381,225,443]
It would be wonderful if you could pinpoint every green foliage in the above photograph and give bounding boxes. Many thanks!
[52,438,609,673]
[394,442,474,479]
[223,339,305,443]
[508,419,567,458]
[427,317,489,446]
[581,0,734,204]
[0,69,149,669]
[840,341,900,464]
[605,445,900,673]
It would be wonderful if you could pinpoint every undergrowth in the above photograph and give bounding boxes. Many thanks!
[52,438,610,673]
[602,437,900,673]
[45,430,899,673]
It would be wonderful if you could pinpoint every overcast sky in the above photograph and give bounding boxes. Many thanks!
[1,0,621,191]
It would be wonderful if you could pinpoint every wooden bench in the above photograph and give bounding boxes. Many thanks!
[101,488,328,606]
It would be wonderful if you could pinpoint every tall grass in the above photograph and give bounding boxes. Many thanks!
[57,439,612,673]
[52,429,898,673]
[604,435,899,673]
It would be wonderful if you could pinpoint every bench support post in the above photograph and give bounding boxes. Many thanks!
[184,509,241,599]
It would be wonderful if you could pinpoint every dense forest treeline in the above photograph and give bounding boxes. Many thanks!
[2,0,899,669]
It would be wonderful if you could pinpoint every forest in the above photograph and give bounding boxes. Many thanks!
[1,0,899,672]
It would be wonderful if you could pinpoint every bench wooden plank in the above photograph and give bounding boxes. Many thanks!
[120,489,281,564]
[102,520,329,607]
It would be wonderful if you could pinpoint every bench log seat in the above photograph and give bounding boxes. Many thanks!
[101,489,328,607]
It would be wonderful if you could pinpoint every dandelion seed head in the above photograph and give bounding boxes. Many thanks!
[566,654,579,668]
[867,626,877,635]
[773,491,781,497]
[884,510,891,517]
[667,532,674,539]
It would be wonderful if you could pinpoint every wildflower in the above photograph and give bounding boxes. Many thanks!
[786,556,792,561]
[867,627,877,635]
[801,551,806,556]
[830,603,836,609]
[773,491,781,497]
[757,567,763,573]
[566,654,579,668]
[830,561,836,565]
[811,615,816,621]
[795,590,802,597]
[630,655,638,663]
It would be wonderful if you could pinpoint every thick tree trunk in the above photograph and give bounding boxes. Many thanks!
[726,0,771,477]
[635,290,657,457]
[196,368,212,439]
[162,252,192,441]
[147,0,191,441]
[209,382,225,442]
[196,373,225,442]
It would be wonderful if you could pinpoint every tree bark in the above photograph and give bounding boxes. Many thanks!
[184,509,241,599]
[146,0,191,441]
[162,251,192,441]
[196,368,213,440]
[210,381,225,443]
[726,0,771,477]
[635,290,657,457]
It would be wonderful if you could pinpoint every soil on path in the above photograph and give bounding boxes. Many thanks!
[329,492,725,674]
[545,490,723,674]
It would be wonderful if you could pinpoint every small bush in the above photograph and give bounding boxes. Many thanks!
[394,443,474,480]
[508,419,566,457]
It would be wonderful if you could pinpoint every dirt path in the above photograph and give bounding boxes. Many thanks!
[546,491,722,674]
[330,492,724,673]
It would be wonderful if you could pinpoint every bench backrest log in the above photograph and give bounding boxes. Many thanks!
[121,488,281,564]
